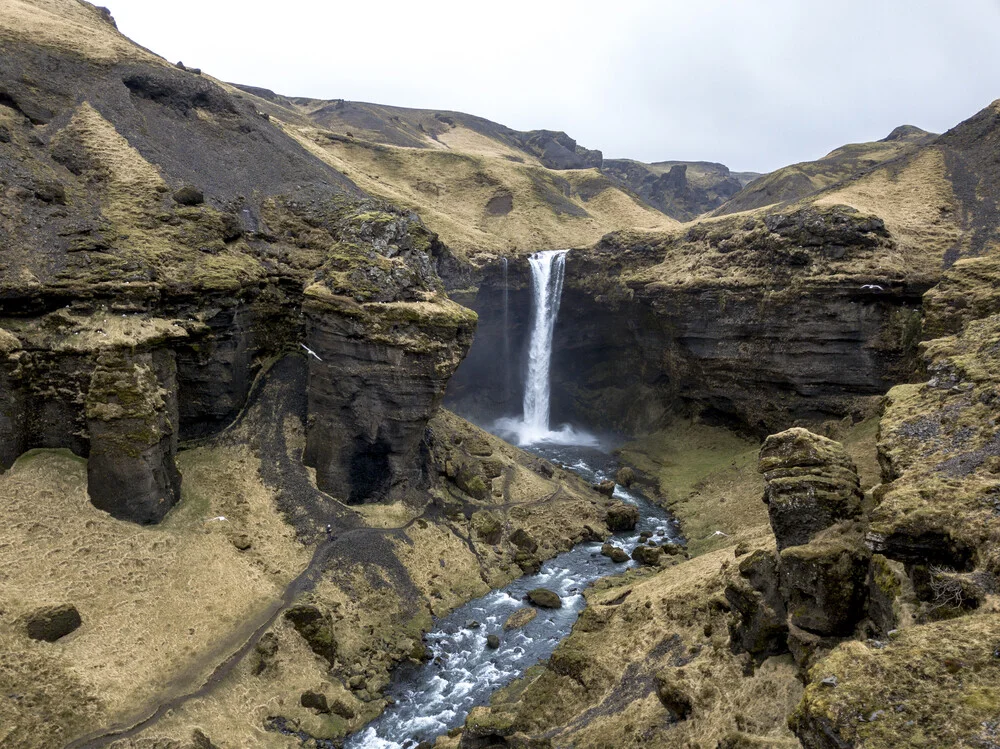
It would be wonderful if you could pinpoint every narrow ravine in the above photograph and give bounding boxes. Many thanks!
[347,250,681,747]
[347,446,678,749]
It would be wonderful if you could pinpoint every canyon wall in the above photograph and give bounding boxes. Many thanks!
[0,26,475,523]
[447,207,929,436]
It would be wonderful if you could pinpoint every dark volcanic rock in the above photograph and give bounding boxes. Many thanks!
[631,545,663,566]
[284,604,337,665]
[606,502,639,531]
[779,525,871,636]
[601,159,752,221]
[172,185,204,205]
[303,290,475,504]
[85,349,182,524]
[300,690,330,713]
[655,671,693,721]
[759,428,864,551]
[24,604,82,642]
[725,550,788,659]
[509,528,538,554]
[527,588,562,609]
[593,479,616,496]
[520,130,602,170]
[600,543,630,563]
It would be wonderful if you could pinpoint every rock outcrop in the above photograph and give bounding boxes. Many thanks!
[602,159,756,221]
[727,429,870,665]
[0,18,475,521]
[759,428,864,551]
[448,205,928,436]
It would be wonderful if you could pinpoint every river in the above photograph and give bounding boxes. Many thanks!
[346,440,679,748]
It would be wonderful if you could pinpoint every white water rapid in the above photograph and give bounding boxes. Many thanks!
[495,250,595,446]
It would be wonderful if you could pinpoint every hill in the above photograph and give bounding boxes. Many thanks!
[713,125,937,216]
[226,86,678,257]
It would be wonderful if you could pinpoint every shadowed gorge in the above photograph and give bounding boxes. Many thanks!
[2,3,1000,749]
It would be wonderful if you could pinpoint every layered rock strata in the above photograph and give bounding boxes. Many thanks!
[727,428,871,667]
[0,13,475,522]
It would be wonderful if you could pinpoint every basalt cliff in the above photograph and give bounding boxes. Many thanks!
[3,2,1000,749]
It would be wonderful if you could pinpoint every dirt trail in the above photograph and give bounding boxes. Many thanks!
[64,356,411,749]
[62,355,574,749]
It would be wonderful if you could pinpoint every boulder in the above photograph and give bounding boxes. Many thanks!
[329,695,356,719]
[725,550,788,659]
[527,588,562,609]
[172,185,204,205]
[486,633,501,649]
[615,466,636,487]
[779,525,871,636]
[509,528,538,554]
[251,631,278,675]
[283,604,337,665]
[461,706,516,746]
[300,690,330,713]
[503,607,538,630]
[631,545,664,566]
[600,543,630,563]
[455,464,488,500]
[655,670,692,721]
[759,428,864,550]
[593,479,616,496]
[480,458,504,479]
[471,510,503,545]
[24,604,82,642]
[606,502,640,531]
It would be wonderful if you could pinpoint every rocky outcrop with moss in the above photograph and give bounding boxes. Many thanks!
[790,250,1000,748]
[602,159,759,221]
[0,1,476,521]
[450,204,928,434]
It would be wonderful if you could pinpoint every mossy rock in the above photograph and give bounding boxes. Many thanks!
[632,545,664,566]
[655,670,692,721]
[503,607,537,631]
[455,464,488,500]
[284,604,337,665]
[606,502,639,531]
[527,588,562,609]
[471,510,503,544]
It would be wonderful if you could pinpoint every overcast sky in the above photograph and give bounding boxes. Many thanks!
[108,0,1000,173]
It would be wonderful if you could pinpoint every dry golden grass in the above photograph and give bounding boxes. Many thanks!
[435,125,542,164]
[0,444,308,744]
[814,147,961,279]
[0,0,165,65]
[281,124,675,258]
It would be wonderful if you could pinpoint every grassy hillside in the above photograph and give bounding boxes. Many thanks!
[224,87,677,258]
[714,125,937,216]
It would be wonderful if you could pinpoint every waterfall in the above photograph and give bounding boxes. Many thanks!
[501,256,511,407]
[494,249,594,446]
[521,249,569,436]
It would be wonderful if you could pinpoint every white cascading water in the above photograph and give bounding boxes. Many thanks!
[522,249,568,433]
[501,256,512,408]
[495,250,596,446]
